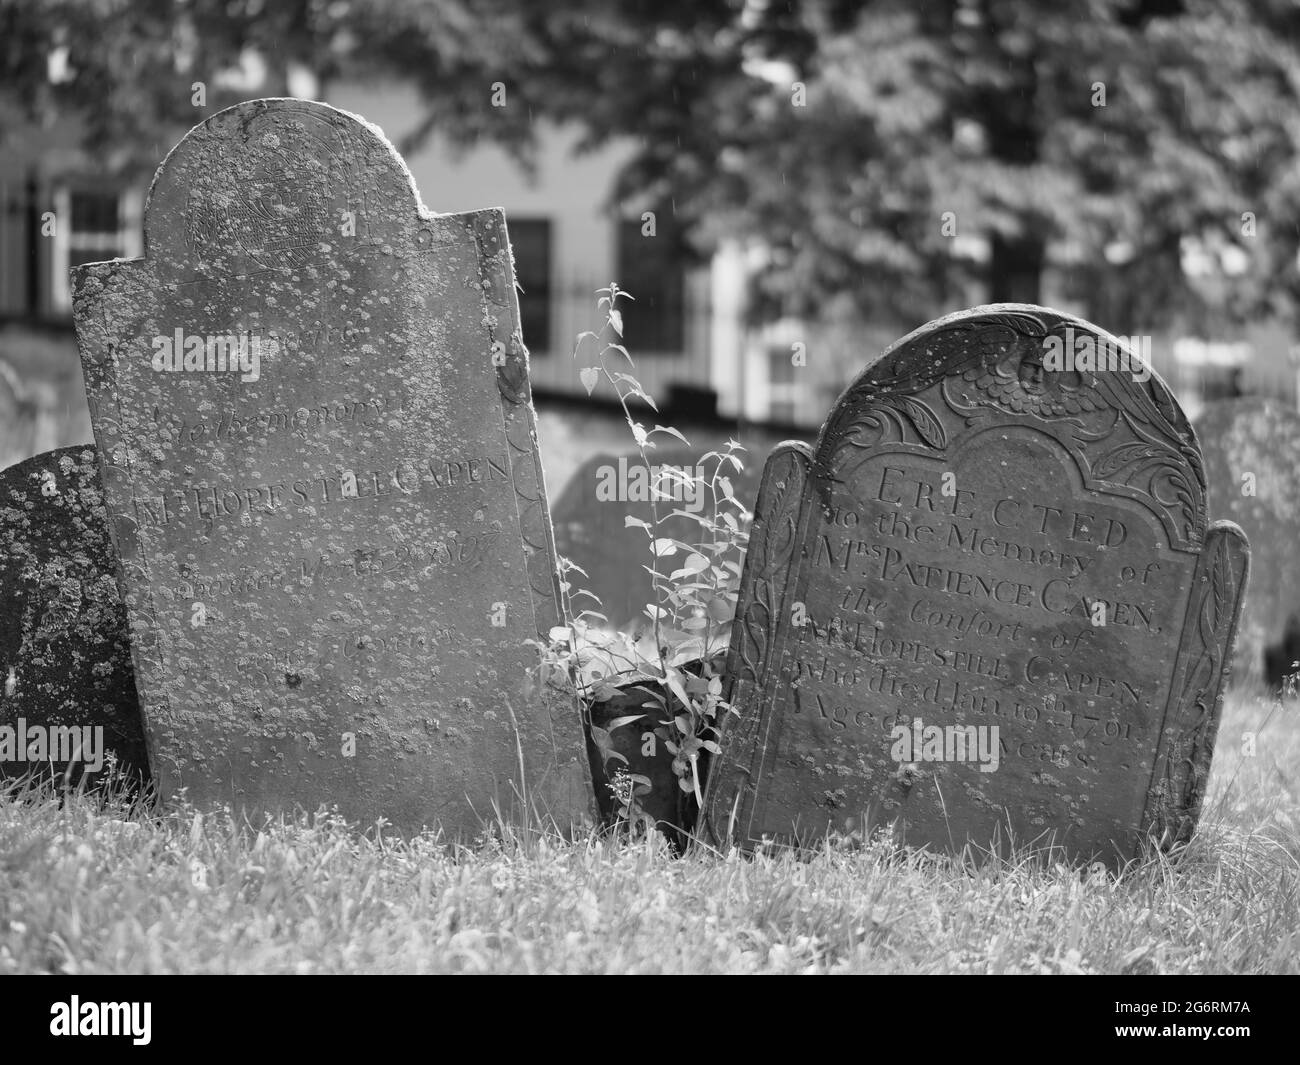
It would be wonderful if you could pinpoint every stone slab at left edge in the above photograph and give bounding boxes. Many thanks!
[70,98,591,835]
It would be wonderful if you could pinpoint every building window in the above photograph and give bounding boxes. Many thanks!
[509,218,552,354]
[51,187,142,311]
[767,347,797,423]
[768,346,796,386]
[615,212,685,353]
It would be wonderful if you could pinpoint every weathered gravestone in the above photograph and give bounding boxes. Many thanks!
[703,305,1248,866]
[552,444,762,630]
[70,99,590,834]
[0,446,149,785]
[1197,398,1300,689]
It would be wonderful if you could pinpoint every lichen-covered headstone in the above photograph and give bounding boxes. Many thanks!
[1198,398,1300,688]
[70,99,590,834]
[0,446,149,785]
[703,305,1248,866]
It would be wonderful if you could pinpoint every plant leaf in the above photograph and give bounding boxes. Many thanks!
[650,424,690,445]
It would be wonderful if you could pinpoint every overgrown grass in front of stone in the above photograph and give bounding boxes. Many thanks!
[1,691,1296,974]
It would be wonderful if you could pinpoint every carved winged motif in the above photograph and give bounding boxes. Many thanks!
[707,304,1243,864]
[735,446,808,686]
[815,306,1206,549]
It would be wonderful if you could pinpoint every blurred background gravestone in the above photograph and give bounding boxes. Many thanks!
[1198,398,1300,691]
[552,443,764,632]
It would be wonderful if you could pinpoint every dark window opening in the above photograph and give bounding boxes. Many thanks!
[68,190,123,267]
[70,191,119,234]
[615,212,686,353]
[510,218,552,353]
[768,346,796,385]
[768,346,797,422]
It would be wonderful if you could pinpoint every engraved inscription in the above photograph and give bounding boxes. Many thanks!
[705,305,1247,866]
[72,99,590,835]
[129,453,510,528]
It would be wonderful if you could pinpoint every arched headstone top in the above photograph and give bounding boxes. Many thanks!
[813,304,1207,550]
[136,98,436,281]
[706,302,1247,867]
[68,98,588,835]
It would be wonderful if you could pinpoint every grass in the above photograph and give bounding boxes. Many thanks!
[1,690,1296,974]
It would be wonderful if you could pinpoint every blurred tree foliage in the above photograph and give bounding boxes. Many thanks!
[507,0,1300,333]
[5,0,1299,332]
[0,0,534,170]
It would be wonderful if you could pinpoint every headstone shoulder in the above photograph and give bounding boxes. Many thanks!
[705,304,1246,867]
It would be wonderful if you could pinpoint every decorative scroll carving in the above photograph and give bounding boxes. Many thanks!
[817,309,1205,549]
[704,443,810,844]
[476,218,565,639]
[1146,522,1250,846]
[703,304,1246,865]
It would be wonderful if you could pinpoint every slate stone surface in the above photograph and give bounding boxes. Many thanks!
[0,445,149,785]
[703,304,1248,866]
[70,99,590,834]
[1198,398,1300,688]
